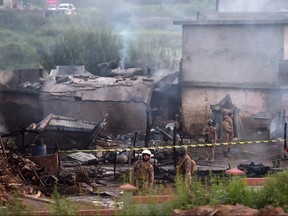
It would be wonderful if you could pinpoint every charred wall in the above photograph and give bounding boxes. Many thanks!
[150,85,181,128]
[0,69,48,134]
[0,92,42,133]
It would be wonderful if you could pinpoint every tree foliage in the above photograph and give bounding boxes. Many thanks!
[39,27,122,75]
[0,41,37,69]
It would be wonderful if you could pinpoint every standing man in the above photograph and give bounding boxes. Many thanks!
[227,112,234,139]
[132,149,154,193]
[222,115,233,157]
[202,119,216,162]
[176,146,196,186]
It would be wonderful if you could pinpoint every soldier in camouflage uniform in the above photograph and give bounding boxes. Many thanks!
[202,119,216,162]
[132,149,154,193]
[176,146,196,186]
[227,113,234,139]
[222,115,233,157]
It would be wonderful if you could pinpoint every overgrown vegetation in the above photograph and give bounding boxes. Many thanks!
[0,0,216,74]
[255,171,288,211]
[120,170,288,215]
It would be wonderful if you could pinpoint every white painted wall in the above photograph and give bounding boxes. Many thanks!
[182,24,283,85]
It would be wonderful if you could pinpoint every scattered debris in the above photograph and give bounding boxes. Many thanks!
[67,152,98,164]
[238,162,270,177]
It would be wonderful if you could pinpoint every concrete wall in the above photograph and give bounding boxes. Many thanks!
[181,24,283,85]
[218,0,288,12]
[182,87,284,132]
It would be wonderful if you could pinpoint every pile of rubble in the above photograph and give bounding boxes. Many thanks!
[0,152,45,205]
[0,150,104,206]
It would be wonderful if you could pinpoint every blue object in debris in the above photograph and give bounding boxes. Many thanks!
[31,144,47,156]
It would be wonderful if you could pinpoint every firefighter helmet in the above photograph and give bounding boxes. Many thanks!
[142,149,151,157]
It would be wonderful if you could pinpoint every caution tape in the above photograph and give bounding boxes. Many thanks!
[59,138,284,154]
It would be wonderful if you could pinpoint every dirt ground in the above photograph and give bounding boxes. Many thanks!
[193,140,281,168]
[18,130,285,213]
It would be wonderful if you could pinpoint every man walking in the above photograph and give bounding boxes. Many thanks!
[176,146,196,186]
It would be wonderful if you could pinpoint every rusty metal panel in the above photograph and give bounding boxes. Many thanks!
[27,154,59,176]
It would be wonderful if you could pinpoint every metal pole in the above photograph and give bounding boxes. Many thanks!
[113,152,117,177]
[215,0,219,12]
[145,109,150,148]
[173,125,177,169]
[132,132,137,162]
[284,122,287,158]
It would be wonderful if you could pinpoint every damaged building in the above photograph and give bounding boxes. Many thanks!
[40,66,179,136]
[174,12,288,137]
[0,65,180,151]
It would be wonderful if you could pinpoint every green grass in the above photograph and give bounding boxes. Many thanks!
[255,171,288,211]
[119,170,288,215]
[3,170,288,215]
[49,186,80,215]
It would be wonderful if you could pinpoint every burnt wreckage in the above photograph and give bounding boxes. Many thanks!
[0,63,286,173]
[0,64,185,199]
[0,63,180,153]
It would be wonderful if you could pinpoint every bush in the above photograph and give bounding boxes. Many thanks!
[255,171,288,211]
[210,176,255,207]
